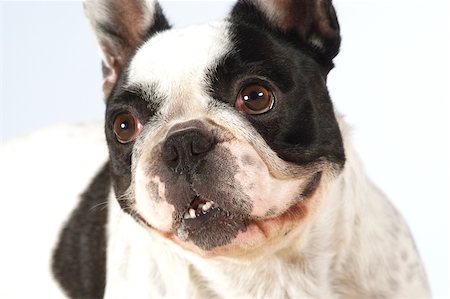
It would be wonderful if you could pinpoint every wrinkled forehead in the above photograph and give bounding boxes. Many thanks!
[126,21,231,104]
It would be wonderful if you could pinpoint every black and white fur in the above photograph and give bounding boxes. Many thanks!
[51,0,431,298]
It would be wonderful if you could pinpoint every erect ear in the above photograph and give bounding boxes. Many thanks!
[84,0,170,99]
[231,0,341,68]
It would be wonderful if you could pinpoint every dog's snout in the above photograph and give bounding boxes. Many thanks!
[162,122,215,174]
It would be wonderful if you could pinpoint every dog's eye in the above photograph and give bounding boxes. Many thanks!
[113,113,142,144]
[236,84,275,115]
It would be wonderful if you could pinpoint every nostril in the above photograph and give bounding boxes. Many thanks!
[191,135,214,155]
[164,144,178,161]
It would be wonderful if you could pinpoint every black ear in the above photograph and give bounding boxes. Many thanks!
[84,0,170,98]
[231,0,340,67]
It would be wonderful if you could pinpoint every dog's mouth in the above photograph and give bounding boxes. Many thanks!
[169,172,323,253]
[183,196,219,220]
[174,193,250,251]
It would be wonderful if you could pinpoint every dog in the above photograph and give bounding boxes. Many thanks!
[51,0,431,298]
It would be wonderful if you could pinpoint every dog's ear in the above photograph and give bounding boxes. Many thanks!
[231,0,340,67]
[84,0,170,98]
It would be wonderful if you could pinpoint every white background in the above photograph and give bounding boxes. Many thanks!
[1,0,449,297]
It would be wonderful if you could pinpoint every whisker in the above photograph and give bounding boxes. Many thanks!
[89,201,109,212]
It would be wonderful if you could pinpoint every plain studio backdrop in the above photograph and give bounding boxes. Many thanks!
[0,0,449,298]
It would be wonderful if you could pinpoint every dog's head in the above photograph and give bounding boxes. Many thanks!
[84,0,345,257]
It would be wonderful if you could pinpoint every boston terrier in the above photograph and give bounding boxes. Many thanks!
[52,0,431,298]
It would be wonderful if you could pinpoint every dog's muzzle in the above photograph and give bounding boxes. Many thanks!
[133,119,320,255]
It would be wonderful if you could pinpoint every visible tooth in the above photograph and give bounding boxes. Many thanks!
[189,208,196,218]
[198,203,204,210]
[184,212,190,219]
[202,202,212,211]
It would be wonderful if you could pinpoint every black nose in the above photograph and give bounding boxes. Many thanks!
[162,122,215,174]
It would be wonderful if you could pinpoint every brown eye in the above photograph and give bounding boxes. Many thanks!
[113,113,142,144]
[236,84,275,115]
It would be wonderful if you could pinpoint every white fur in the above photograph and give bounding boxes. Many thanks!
[128,21,231,116]
[221,141,305,218]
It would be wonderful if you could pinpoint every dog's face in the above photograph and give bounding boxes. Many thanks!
[85,0,345,257]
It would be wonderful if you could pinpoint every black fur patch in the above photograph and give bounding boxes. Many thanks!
[52,162,111,299]
[105,89,156,199]
[230,0,340,70]
[208,7,345,168]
